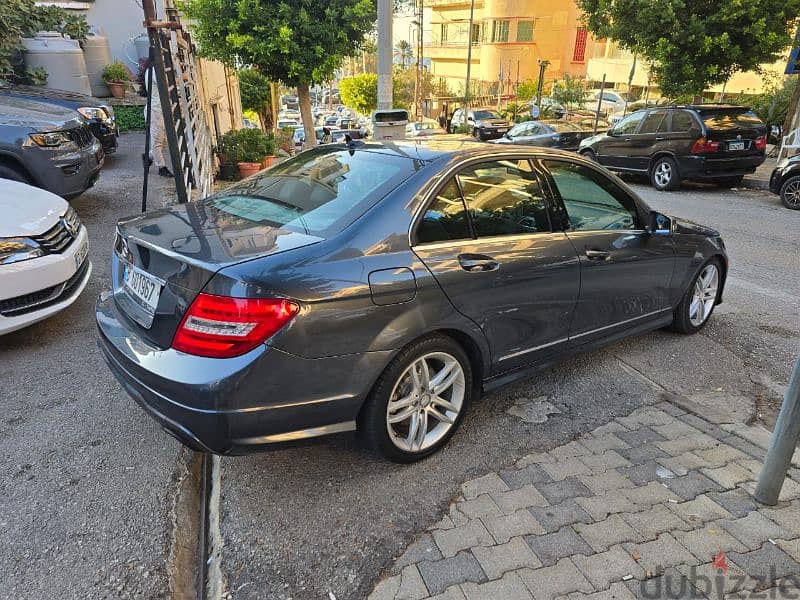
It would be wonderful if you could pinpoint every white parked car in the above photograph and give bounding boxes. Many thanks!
[584,89,633,115]
[0,179,91,334]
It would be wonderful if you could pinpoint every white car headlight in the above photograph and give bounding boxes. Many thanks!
[0,238,43,265]
[28,131,73,148]
[77,106,107,121]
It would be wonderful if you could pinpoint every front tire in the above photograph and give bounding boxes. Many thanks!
[779,175,800,210]
[358,335,472,463]
[669,258,721,334]
[650,156,680,191]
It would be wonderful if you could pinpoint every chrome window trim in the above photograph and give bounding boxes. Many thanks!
[498,337,569,362]
[412,230,567,252]
[570,308,672,340]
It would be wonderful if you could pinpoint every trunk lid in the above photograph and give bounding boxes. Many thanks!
[700,108,767,157]
[112,201,322,348]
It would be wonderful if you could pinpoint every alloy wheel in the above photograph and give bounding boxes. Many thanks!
[654,162,673,188]
[783,179,800,207]
[386,352,465,453]
[689,264,719,327]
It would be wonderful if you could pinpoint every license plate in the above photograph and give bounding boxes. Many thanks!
[122,263,163,315]
[73,238,88,270]
[728,141,745,151]
[497,128,507,133]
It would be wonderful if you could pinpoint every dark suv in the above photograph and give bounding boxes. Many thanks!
[449,108,510,141]
[578,105,767,190]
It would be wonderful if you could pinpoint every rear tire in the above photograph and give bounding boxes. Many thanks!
[0,164,30,184]
[669,258,722,334]
[779,175,800,210]
[650,156,680,191]
[358,335,472,463]
[715,175,744,188]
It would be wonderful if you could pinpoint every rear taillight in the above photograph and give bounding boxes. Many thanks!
[171,293,299,358]
[690,137,721,154]
[754,136,767,151]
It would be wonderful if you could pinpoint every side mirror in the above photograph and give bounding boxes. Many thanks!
[467,117,474,122]
[648,210,671,234]
[607,128,617,136]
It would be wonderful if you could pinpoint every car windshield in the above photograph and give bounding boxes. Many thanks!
[473,110,501,119]
[700,109,764,131]
[203,147,419,237]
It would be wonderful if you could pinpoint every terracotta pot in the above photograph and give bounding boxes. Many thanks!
[107,81,126,99]
[261,156,277,169]
[238,161,261,179]
[218,163,238,181]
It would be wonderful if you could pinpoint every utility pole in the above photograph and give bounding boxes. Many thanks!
[464,0,476,111]
[377,0,393,109]
[535,59,549,108]
[416,0,424,119]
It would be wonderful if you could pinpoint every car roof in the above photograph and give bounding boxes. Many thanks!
[345,139,580,162]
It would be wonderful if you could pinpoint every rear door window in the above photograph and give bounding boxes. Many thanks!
[638,110,669,134]
[670,110,698,133]
[417,180,472,244]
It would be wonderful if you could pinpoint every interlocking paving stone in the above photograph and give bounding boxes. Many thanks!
[701,463,755,490]
[536,476,594,505]
[625,533,699,575]
[577,491,639,521]
[580,450,634,473]
[578,432,630,454]
[776,539,800,563]
[432,519,494,558]
[528,499,593,534]
[692,444,749,468]
[392,533,443,574]
[429,515,455,532]
[578,470,637,495]
[483,509,546,545]
[462,473,510,500]
[655,401,687,417]
[516,452,557,469]
[736,459,763,478]
[673,522,749,562]
[721,436,767,461]
[757,506,800,538]
[499,464,554,489]
[662,471,723,501]
[621,505,692,541]
[617,408,675,429]
[721,424,775,452]
[728,579,800,600]
[524,525,594,566]
[417,551,487,596]
[578,514,642,552]
[668,494,732,527]
[567,581,637,600]
[740,478,800,503]
[457,494,502,519]
[617,446,670,466]
[370,564,428,600]
[460,571,533,600]
[727,544,800,588]
[594,421,631,435]
[623,481,682,506]
[618,462,672,486]
[615,427,668,447]
[624,566,707,599]
[448,504,470,527]
[471,537,542,579]
[492,485,549,514]
[657,434,719,456]
[652,420,704,441]
[542,457,593,482]
[516,557,595,600]
[573,545,646,590]
[706,489,758,519]
[678,561,758,597]
[657,453,713,477]
[719,512,786,551]
[551,441,592,460]
[426,586,466,600]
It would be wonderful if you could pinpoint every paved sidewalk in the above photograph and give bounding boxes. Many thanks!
[743,155,777,191]
[369,402,800,600]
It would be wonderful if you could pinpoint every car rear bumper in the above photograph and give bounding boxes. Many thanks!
[677,154,765,180]
[95,292,393,454]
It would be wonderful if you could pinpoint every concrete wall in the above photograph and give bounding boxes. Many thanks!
[83,0,163,70]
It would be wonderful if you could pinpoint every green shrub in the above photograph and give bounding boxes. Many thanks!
[454,123,473,134]
[217,128,275,164]
[102,61,131,83]
[115,105,146,132]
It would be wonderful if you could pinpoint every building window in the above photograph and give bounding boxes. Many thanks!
[471,23,481,45]
[441,24,449,43]
[491,20,509,43]
[573,27,588,62]
[516,20,534,42]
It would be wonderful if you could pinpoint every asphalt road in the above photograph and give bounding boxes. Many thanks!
[218,182,800,599]
[0,134,181,599]
[1,138,798,600]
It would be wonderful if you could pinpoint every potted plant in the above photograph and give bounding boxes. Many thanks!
[102,62,131,99]
[215,130,242,181]
[233,128,273,179]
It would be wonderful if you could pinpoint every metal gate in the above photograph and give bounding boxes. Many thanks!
[142,0,214,207]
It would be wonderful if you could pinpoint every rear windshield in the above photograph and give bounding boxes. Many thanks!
[700,110,764,131]
[204,147,419,237]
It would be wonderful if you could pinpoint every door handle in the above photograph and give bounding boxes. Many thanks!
[655,137,666,141]
[458,254,499,272]
[585,249,611,261]
[624,138,632,142]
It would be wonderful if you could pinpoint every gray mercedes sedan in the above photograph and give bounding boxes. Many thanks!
[96,140,728,462]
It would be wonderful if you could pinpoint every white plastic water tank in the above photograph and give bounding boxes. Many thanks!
[134,34,150,63]
[22,32,92,96]
[83,29,112,97]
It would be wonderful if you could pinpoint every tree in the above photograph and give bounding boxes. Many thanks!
[750,75,798,141]
[551,74,587,112]
[577,0,800,97]
[394,40,414,69]
[340,73,378,115]
[238,68,273,130]
[184,0,376,148]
